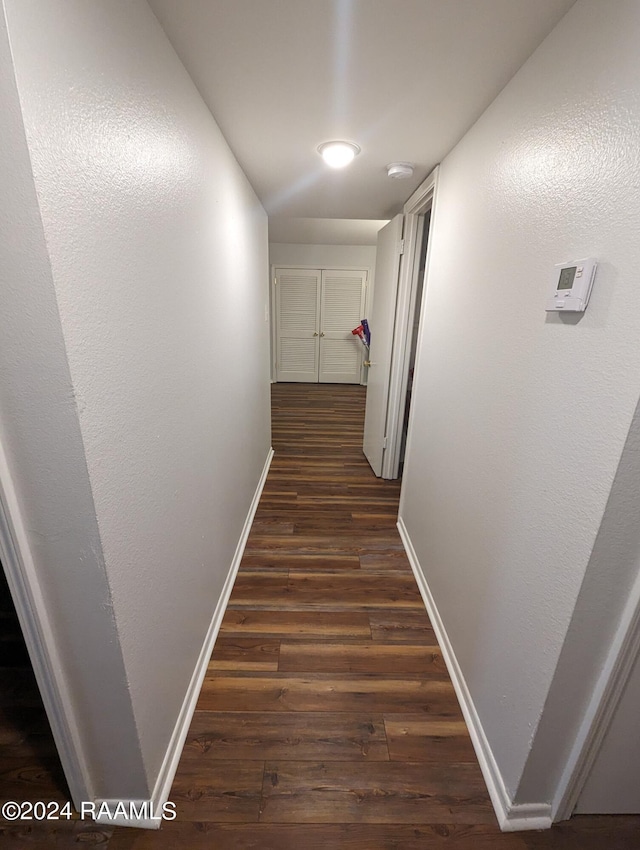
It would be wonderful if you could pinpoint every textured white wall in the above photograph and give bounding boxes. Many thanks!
[515,400,640,806]
[400,0,640,801]
[268,219,386,246]
[269,242,377,271]
[3,0,271,793]
[0,5,146,800]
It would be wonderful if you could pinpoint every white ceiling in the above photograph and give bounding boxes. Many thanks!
[148,0,576,221]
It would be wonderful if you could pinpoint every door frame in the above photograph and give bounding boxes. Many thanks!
[382,167,439,479]
[552,568,640,820]
[270,265,371,383]
[0,436,92,807]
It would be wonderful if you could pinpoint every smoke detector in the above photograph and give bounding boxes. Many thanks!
[386,162,414,179]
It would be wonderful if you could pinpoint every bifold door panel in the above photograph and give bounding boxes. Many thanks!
[320,270,367,383]
[275,268,366,384]
[275,269,321,382]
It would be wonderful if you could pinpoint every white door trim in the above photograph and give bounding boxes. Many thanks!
[382,166,439,479]
[0,436,92,807]
[552,566,640,820]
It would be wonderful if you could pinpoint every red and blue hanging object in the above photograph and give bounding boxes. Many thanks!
[351,319,371,351]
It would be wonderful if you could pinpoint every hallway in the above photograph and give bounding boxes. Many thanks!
[110,383,640,849]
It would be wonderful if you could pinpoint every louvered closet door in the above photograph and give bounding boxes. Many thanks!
[275,268,321,382]
[319,269,366,384]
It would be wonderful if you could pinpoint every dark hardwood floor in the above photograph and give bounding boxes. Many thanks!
[110,383,640,849]
[2,382,640,847]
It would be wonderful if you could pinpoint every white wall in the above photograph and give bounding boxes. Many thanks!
[1,0,271,798]
[515,399,640,807]
[0,4,146,801]
[269,219,387,246]
[270,242,377,273]
[400,0,640,809]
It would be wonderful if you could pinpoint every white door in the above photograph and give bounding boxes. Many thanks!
[275,268,321,382]
[319,269,366,384]
[363,215,404,476]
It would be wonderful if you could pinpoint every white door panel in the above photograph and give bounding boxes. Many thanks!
[319,337,362,384]
[319,269,366,384]
[363,215,403,476]
[280,337,319,376]
[275,268,321,382]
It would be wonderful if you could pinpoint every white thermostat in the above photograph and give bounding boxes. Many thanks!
[546,257,597,312]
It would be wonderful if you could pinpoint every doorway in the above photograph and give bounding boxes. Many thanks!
[399,209,430,475]
[0,558,71,806]
[273,267,367,384]
[362,168,438,479]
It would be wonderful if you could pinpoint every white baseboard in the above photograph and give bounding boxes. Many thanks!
[397,517,552,833]
[97,448,274,830]
[500,802,553,832]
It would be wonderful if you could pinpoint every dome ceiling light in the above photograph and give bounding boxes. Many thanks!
[387,162,414,179]
[318,140,361,169]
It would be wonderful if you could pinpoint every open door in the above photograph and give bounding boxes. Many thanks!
[362,214,403,476]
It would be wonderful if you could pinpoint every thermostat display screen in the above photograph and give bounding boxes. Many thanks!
[558,266,576,290]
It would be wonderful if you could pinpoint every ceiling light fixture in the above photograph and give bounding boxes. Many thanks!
[318,140,361,169]
[386,162,414,179]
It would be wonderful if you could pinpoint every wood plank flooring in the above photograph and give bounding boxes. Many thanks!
[109,383,640,848]
[2,382,639,847]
